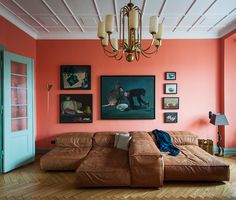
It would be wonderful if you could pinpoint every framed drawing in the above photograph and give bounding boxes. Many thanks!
[162,97,179,109]
[60,65,91,90]
[60,94,92,123]
[164,83,177,94]
[165,72,176,80]
[164,112,178,123]
[100,75,155,119]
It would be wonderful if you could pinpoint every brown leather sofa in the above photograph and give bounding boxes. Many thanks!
[40,131,229,187]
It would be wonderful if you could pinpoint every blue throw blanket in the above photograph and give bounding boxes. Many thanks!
[152,129,180,156]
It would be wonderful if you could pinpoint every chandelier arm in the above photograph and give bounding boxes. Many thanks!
[140,37,155,52]
[141,47,158,55]
[107,34,120,52]
[134,51,140,61]
[103,48,119,58]
[141,50,152,58]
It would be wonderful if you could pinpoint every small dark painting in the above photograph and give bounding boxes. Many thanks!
[60,65,91,90]
[164,112,178,123]
[165,72,176,80]
[60,94,92,123]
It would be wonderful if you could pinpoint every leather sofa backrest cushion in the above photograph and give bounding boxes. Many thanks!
[130,131,153,142]
[55,132,94,148]
[167,131,198,146]
[93,132,129,147]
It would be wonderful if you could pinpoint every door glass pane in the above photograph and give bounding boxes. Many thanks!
[11,106,27,118]
[11,61,27,75]
[11,119,27,132]
[11,61,27,132]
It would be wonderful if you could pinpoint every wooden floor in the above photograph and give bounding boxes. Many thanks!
[0,156,236,200]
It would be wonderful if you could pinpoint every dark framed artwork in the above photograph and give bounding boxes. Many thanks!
[164,112,178,123]
[100,75,155,120]
[165,72,176,80]
[164,83,177,94]
[60,94,92,123]
[60,65,91,90]
[162,97,179,109]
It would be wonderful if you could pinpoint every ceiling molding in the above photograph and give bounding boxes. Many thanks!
[218,20,236,38]
[0,4,37,39]
[36,31,219,40]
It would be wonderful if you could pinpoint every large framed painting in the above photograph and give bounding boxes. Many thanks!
[60,94,92,123]
[60,65,91,90]
[100,75,155,119]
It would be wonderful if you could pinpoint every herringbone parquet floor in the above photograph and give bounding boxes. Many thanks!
[0,156,236,200]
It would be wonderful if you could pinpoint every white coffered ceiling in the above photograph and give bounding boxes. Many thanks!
[0,0,236,39]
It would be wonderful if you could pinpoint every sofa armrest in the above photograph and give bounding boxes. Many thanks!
[129,139,164,187]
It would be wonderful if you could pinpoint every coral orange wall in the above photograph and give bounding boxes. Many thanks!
[0,16,36,59]
[223,32,236,148]
[36,39,221,147]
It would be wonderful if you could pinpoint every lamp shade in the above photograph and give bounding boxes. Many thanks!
[210,113,229,126]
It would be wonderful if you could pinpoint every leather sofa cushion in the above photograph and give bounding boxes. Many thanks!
[149,131,198,146]
[76,146,131,187]
[130,131,153,141]
[93,131,129,147]
[40,147,91,171]
[167,131,198,145]
[163,145,230,181]
[55,132,94,148]
[129,138,164,187]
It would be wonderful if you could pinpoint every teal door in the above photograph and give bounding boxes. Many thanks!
[1,49,35,173]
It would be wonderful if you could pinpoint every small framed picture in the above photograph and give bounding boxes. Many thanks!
[60,94,92,123]
[163,97,179,109]
[164,112,178,123]
[165,72,176,80]
[164,83,177,94]
[60,65,91,90]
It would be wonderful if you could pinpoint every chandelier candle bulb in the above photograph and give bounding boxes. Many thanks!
[105,15,114,33]
[111,38,118,51]
[129,9,139,30]
[102,34,108,46]
[97,21,105,38]
[156,23,163,39]
[149,16,159,34]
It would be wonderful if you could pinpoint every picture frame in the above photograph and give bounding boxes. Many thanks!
[59,94,92,123]
[100,75,155,120]
[164,112,178,123]
[162,97,179,109]
[164,83,177,94]
[60,65,91,90]
[165,72,176,80]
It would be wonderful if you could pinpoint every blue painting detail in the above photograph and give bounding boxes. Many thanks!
[101,76,155,119]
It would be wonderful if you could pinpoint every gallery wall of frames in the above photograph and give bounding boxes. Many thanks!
[59,66,178,124]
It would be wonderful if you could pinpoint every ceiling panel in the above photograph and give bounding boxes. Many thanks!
[96,0,115,21]
[204,0,236,15]
[142,0,164,16]
[179,0,215,28]
[14,0,52,15]
[65,0,97,15]
[0,0,25,15]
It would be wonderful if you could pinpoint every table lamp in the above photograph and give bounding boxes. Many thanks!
[209,112,229,156]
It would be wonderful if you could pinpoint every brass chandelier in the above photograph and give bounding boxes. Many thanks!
[97,0,163,62]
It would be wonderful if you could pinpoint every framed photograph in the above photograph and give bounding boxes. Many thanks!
[60,65,91,90]
[164,112,178,123]
[60,94,92,123]
[165,72,176,80]
[164,83,177,94]
[100,75,155,120]
[162,97,179,109]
